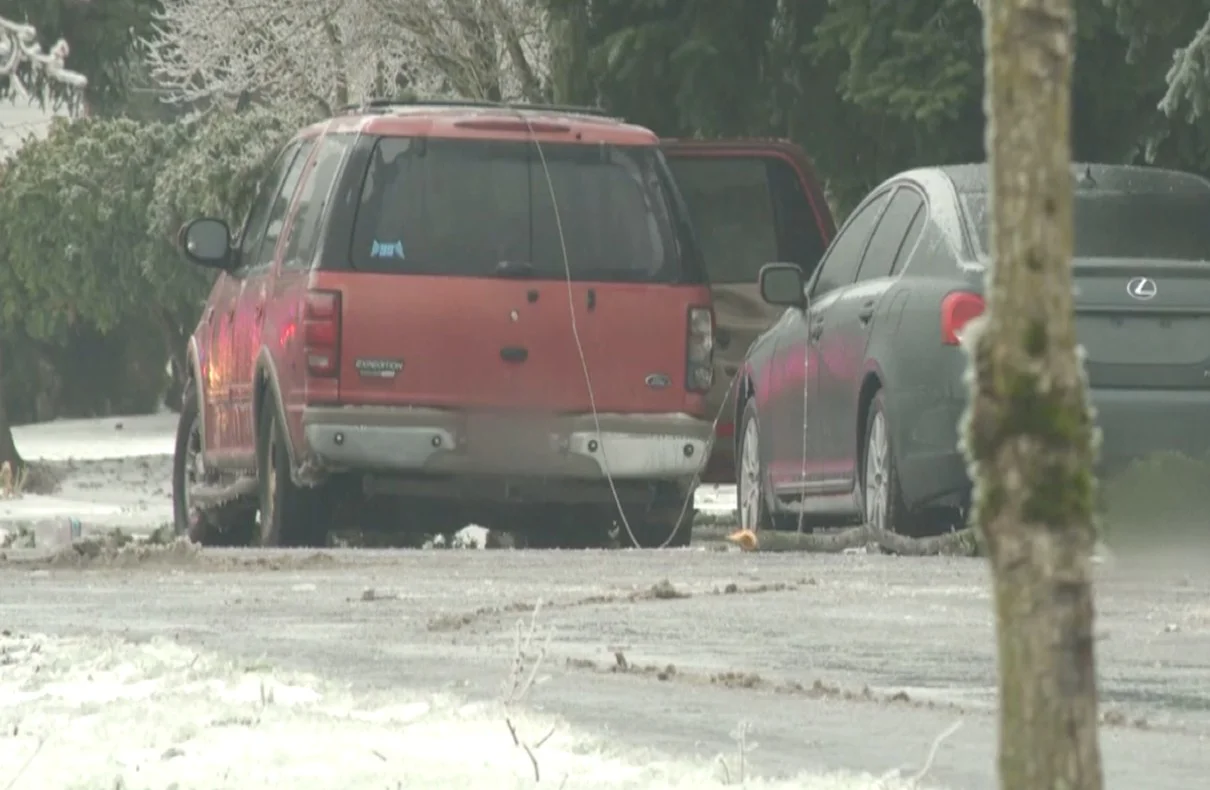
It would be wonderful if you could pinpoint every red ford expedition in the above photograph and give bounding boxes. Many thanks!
[172,101,721,548]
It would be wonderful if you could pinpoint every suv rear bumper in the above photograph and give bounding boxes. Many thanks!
[301,407,714,481]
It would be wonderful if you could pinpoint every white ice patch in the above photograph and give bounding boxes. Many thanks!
[2,416,178,534]
[0,634,937,789]
[12,414,177,462]
[693,484,738,515]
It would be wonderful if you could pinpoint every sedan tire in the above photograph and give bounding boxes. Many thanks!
[737,398,774,532]
[861,390,923,537]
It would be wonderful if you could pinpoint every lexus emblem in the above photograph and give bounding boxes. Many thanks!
[1126,277,1157,300]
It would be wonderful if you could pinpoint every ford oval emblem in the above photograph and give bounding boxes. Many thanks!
[645,373,671,389]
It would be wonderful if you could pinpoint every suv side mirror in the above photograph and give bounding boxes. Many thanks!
[180,218,233,270]
[758,263,806,309]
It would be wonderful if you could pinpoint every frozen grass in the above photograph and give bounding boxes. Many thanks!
[0,632,947,789]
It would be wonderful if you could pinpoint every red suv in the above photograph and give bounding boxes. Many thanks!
[172,101,724,549]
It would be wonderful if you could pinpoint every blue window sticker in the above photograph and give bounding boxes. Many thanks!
[371,240,405,259]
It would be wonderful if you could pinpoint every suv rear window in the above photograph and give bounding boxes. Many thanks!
[349,136,702,283]
[962,190,1210,261]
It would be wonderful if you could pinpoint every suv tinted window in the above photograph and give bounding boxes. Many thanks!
[856,186,923,282]
[350,137,700,283]
[249,140,313,271]
[810,191,890,298]
[963,190,1210,260]
[238,140,303,268]
[282,134,352,270]
[665,155,825,284]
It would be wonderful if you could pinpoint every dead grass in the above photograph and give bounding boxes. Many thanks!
[0,525,200,567]
[0,461,62,499]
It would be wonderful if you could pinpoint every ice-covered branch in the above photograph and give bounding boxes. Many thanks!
[1159,12,1210,122]
[0,15,88,102]
[144,0,550,115]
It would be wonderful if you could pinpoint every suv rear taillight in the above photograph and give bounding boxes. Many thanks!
[686,306,714,392]
[304,290,341,377]
[941,291,985,345]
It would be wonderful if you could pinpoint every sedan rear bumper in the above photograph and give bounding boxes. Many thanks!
[896,387,1210,510]
[301,406,713,481]
[1092,388,1210,472]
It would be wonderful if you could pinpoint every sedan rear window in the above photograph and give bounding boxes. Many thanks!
[349,136,701,282]
[962,190,1210,261]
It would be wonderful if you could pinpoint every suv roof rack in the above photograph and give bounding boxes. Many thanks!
[337,98,617,119]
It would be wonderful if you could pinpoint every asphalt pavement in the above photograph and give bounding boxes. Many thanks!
[1,545,1208,789]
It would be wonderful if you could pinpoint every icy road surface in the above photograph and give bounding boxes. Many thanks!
[2,549,1209,789]
[2,415,1209,789]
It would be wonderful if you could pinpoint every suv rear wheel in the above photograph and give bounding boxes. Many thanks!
[257,402,330,547]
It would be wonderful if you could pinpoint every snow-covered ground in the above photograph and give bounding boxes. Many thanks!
[2,414,176,533]
[0,632,929,790]
[2,414,737,539]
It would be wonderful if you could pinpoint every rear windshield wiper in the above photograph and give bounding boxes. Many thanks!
[494,260,537,278]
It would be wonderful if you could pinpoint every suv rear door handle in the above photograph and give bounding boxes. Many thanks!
[857,301,876,323]
[500,346,528,363]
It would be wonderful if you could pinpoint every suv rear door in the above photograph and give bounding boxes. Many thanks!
[326,133,711,417]
[661,141,836,475]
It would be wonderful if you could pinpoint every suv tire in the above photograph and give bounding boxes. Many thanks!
[257,400,330,547]
[172,385,255,546]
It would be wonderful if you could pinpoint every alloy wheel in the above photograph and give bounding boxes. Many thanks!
[739,416,763,530]
[864,411,889,530]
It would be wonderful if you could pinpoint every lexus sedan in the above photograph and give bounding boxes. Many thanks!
[733,163,1210,536]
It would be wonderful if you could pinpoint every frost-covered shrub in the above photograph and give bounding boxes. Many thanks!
[0,107,308,420]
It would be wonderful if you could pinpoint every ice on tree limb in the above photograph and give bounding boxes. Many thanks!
[0,16,88,101]
[142,0,550,115]
[1159,12,1210,121]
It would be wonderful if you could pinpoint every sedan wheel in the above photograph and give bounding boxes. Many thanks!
[739,416,763,529]
[860,391,925,536]
[864,411,890,531]
[736,398,777,532]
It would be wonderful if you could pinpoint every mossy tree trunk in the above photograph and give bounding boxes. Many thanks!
[0,341,22,468]
[964,0,1104,788]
